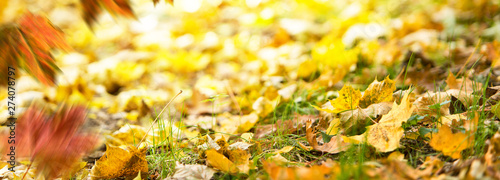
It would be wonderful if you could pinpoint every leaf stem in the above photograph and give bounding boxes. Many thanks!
[137,90,183,149]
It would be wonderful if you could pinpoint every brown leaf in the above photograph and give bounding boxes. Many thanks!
[305,120,350,154]
[254,114,317,139]
[81,0,136,27]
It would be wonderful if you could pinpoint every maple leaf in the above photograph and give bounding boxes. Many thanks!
[2,104,98,178]
[430,125,474,159]
[0,12,71,86]
[345,91,415,152]
[306,120,350,154]
[205,149,239,174]
[359,76,396,108]
[90,144,148,179]
[81,0,136,27]
[314,85,361,113]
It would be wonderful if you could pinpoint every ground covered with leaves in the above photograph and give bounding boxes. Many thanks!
[1,0,500,179]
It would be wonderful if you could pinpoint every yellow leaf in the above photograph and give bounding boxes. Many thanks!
[206,149,239,174]
[363,90,415,152]
[228,149,251,174]
[90,144,148,179]
[275,146,294,154]
[325,118,341,135]
[359,76,396,108]
[237,113,259,133]
[133,171,141,180]
[430,125,474,159]
[316,85,361,113]
[267,153,289,166]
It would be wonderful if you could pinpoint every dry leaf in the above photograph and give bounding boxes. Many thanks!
[315,85,361,113]
[90,144,148,179]
[430,125,473,159]
[263,159,339,180]
[362,91,415,152]
[306,120,350,154]
[359,76,396,108]
[205,149,239,174]
[485,132,500,166]
[172,162,215,180]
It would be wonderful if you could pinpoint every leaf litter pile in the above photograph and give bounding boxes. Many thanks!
[1,0,500,179]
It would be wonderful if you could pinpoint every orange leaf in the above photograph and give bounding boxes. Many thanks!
[81,0,136,27]
[0,12,70,86]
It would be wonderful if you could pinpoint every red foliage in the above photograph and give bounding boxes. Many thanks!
[0,12,70,86]
[10,104,98,178]
[81,0,136,26]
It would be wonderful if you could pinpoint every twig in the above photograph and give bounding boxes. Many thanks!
[21,161,32,180]
[137,90,183,148]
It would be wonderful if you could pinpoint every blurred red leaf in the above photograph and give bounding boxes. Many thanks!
[81,0,136,26]
[8,104,98,178]
[0,12,70,86]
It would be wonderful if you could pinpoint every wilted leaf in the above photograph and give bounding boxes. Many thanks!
[306,120,350,154]
[255,114,316,138]
[90,144,148,179]
[430,125,473,159]
[263,159,339,180]
[172,162,215,180]
[205,149,239,174]
[359,76,396,108]
[361,91,415,152]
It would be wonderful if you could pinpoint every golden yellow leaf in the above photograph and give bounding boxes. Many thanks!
[228,149,251,174]
[90,144,148,179]
[275,146,294,154]
[363,91,415,152]
[267,153,289,166]
[325,118,341,135]
[430,125,474,159]
[359,76,396,108]
[314,85,361,113]
[205,149,239,174]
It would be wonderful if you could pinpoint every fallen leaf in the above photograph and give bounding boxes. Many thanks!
[359,76,396,108]
[263,159,339,180]
[172,162,215,180]
[90,144,148,179]
[361,90,415,152]
[485,132,500,166]
[314,85,361,113]
[306,120,350,154]
[205,149,239,174]
[430,125,474,159]
[255,114,316,138]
